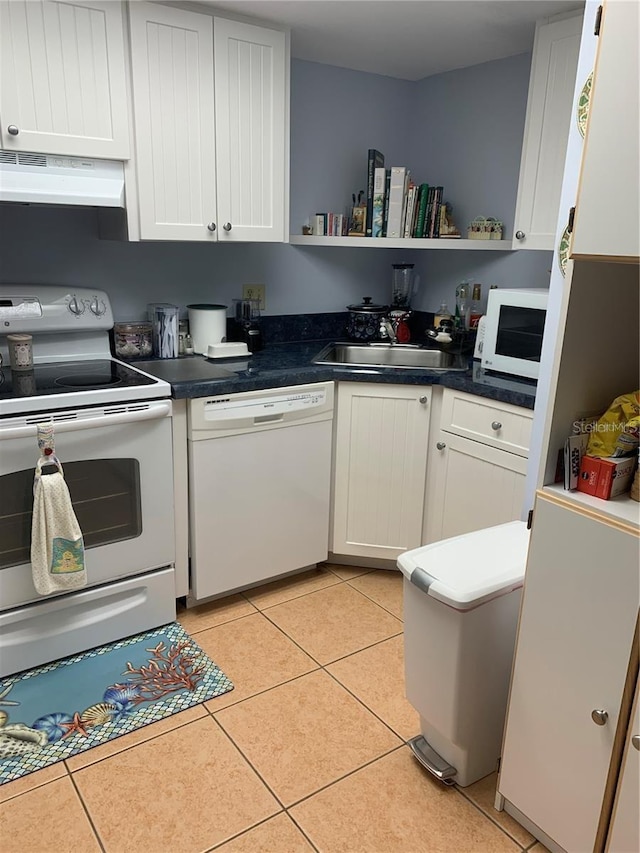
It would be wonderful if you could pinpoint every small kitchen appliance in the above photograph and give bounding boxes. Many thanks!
[481,287,549,380]
[391,263,418,309]
[186,303,228,355]
[346,297,389,341]
[232,298,263,352]
[0,285,176,676]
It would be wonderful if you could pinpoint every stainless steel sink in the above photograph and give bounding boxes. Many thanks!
[312,342,467,371]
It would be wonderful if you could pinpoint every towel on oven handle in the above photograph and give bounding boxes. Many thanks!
[31,455,87,596]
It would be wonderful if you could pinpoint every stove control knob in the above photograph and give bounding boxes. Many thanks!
[68,296,85,316]
[89,297,107,316]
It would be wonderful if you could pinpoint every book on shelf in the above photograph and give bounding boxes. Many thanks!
[365,149,385,237]
[427,186,443,237]
[413,183,429,238]
[403,184,418,238]
[314,212,347,236]
[385,166,408,238]
[372,167,387,238]
[381,168,391,237]
[314,213,326,237]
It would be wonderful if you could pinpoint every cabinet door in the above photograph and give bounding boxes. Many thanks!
[214,18,287,242]
[512,13,582,250]
[499,494,639,853]
[332,383,430,561]
[0,0,129,158]
[607,682,639,853]
[426,432,527,543]
[128,2,216,241]
[571,0,640,261]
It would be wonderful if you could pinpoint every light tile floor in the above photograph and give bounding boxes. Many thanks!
[0,564,551,853]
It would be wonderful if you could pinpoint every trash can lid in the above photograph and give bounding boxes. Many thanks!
[397,520,529,611]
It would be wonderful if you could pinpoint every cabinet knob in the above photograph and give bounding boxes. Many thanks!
[436,441,446,450]
[223,222,232,232]
[419,395,428,405]
[515,230,525,240]
[7,125,19,136]
[632,735,639,751]
[591,709,609,726]
[207,222,216,232]
[491,421,502,431]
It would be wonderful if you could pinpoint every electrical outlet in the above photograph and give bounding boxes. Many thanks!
[242,284,266,310]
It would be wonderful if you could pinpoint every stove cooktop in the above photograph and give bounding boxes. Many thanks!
[0,358,171,417]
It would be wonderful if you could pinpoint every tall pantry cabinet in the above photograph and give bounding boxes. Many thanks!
[127,2,288,242]
[498,3,640,852]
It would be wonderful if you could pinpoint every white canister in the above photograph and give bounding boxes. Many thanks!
[187,304,228,355]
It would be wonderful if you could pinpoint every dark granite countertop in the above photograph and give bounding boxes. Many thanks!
[133,340,536,410]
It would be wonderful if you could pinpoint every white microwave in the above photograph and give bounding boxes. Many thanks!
[480,287,549,380]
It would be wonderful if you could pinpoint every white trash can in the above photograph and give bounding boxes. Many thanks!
[398,520,530,787]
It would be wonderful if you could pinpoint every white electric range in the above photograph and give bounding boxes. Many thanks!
[0,285,176,677]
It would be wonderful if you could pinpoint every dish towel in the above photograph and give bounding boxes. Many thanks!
[31,456,87,596]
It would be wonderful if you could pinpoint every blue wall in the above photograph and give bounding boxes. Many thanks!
[0,55,553,325]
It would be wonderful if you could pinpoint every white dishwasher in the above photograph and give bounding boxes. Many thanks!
[187,382,334,601]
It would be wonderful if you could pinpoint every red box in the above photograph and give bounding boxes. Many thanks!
[577,455,635,499]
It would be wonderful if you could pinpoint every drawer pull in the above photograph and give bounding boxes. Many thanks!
[632,735,639,751]
[436,442,446,450]
[591,709,608,726]
[491,421,502,431]
[419,395,428,405]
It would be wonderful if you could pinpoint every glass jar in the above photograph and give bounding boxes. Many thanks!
[114,322,153,360]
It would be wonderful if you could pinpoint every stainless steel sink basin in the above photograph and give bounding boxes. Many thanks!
[312,342,467,371]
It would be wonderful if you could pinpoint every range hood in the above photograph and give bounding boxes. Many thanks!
[0,150,125,207]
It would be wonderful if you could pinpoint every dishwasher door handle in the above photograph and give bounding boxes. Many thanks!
[254,414,284,424]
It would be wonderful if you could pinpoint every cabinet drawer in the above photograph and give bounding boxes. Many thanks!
[440,388,533,457]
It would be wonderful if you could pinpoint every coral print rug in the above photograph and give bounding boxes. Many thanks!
[0,622,233,785]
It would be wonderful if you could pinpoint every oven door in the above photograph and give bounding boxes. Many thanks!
[0,399,175,610]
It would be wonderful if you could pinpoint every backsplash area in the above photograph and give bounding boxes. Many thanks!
[0,205,553,323]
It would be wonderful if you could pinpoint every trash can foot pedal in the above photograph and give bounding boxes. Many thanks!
[408,735,457,785]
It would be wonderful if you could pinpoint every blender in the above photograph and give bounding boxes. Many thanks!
[390,263,418,342]
[391,263,418,309]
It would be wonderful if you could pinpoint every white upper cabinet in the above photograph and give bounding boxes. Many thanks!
[512,12,582,250]
[128,2,216,241]
[214,18,286,242]
[0,0,129,158]
[128,2,288,242]
[571,0,640,262]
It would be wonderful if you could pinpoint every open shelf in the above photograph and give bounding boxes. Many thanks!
[289,235,514,250]
[542,483,640,531]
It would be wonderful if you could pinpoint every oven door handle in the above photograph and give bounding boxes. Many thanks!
[0,400,172,440]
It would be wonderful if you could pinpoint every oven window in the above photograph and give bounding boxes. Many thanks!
[495,306,546,362]
[0,459,142,570]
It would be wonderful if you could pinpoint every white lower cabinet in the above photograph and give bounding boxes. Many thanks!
[424,388,532,543]
[498,492,639,853]
[426,431,528,542]
[331,382,431,562]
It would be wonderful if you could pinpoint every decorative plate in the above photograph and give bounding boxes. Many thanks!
[558,225,571,277]
[577,72,593,138]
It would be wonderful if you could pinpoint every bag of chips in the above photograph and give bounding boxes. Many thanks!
[586,391,640,458]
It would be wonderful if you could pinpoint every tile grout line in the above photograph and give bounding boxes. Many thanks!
[342,576,405,622]
[66,764,107,853]
[0,767,68,806]
[203,706,289,811]
[456,785,532,851]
